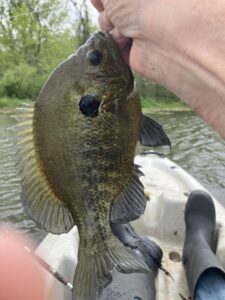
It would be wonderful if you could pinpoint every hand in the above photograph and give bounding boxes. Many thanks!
[91,0,225,139]
[91,0,218,80]
[91,0,141,64]
[0,228,50,300]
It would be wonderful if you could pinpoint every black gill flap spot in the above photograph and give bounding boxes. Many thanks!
[79,94,101,117]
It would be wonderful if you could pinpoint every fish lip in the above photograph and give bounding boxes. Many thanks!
[93,31,121,51]
[89,31,111,43]
[95,31,111,39]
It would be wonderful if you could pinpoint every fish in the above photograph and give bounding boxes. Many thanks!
[11,32,170,300]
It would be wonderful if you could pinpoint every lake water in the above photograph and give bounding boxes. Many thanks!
[148,111,225,204]
[0,113,46,244]
[0,111,225,243]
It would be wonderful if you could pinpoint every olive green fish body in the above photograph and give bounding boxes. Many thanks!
[13,32,170,300]
[33,33,142,245]
[34,90,141,229]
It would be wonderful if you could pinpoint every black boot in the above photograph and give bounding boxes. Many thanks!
[110,222,163,275]
[182,190,225,299]
[98,223,163,300]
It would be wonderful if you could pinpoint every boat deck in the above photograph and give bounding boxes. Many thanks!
[37,153,225,299]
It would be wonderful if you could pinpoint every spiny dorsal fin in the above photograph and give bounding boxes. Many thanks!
[10,104,74,234]
[110,165,146,224]
[140,115,171,148]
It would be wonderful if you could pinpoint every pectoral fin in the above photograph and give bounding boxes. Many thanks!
[140,115,171,147]
[110,165,146,224]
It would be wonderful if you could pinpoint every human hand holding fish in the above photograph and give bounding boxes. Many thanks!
[91,0,225,139]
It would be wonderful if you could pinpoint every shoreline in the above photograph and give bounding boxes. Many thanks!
[0,98,191,114]
[0,98,33,114]
[142,106,191,114]
[0,106,191,114]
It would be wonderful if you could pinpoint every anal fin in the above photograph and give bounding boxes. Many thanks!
[110,165,146,224]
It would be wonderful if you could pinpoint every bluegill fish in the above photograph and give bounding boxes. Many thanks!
[12,32,170,299]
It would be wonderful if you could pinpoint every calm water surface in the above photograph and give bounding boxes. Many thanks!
[0,111,225,243]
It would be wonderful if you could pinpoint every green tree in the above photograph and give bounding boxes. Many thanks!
[0,0,77,99]
[0,0,180,108]
[135,74,180,106]
[70,0,97,46]
[70,0,90,45]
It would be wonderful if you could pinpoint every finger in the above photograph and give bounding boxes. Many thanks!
[110,27,130,50]
[98,11,114,31]
[90,0,104,12]
[109,28,131,64]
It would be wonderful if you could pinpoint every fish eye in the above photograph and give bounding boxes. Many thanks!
[79,94,101,117]
[87,50,103,66]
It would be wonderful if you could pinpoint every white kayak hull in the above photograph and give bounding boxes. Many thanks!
[36,152,225,300]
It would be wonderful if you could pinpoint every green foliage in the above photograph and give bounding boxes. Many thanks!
[135,74,180,107]
[0,0,81,100]
[0,63,45,99]
[70,0,93,46]
[141,96,158,108]
[0,0,181,109]
[0,97,31,109]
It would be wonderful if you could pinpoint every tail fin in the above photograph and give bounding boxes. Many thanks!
[72,237,150,300]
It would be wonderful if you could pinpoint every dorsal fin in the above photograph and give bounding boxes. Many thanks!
[10,104,74,234]
[140,115,171,148]
[110,165,147,223]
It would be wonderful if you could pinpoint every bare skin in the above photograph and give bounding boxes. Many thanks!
[91,0,225,139]
[0,228,50,300]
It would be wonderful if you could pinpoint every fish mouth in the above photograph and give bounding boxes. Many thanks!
[96,31,108,38]
[95,31,111,40]
[89,31,112,46]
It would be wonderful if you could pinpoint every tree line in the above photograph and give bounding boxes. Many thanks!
[0,0,179,105]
